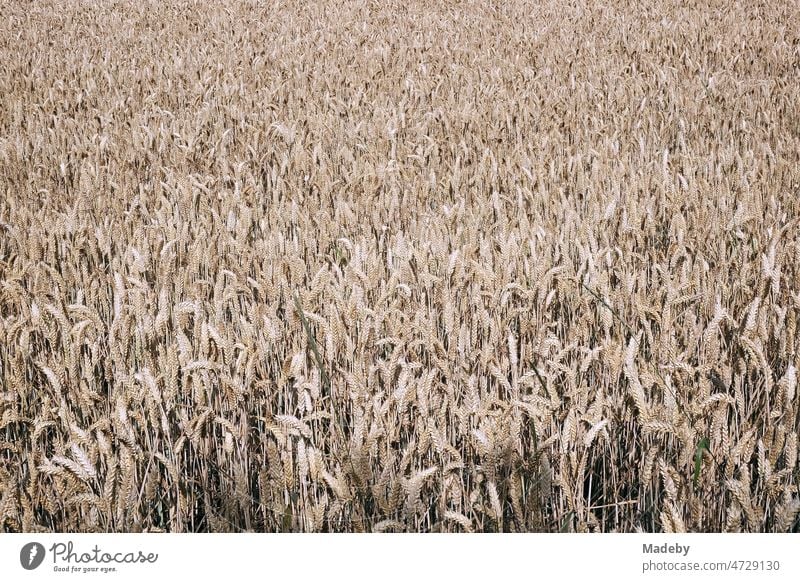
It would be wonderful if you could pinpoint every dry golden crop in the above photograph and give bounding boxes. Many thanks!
[1,0,799,532]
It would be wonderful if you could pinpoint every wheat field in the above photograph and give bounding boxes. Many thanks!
[1,0,799,533]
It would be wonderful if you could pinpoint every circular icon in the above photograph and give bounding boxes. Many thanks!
[20,542,46,570]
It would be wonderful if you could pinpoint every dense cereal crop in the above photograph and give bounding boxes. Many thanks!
[1,0,799,532]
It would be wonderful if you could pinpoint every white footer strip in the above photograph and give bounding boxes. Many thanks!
[2,533,797,581]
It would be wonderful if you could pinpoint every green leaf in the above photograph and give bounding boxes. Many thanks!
[693,438,710,488]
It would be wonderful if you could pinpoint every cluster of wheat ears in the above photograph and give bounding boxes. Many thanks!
[1,0,799,533]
